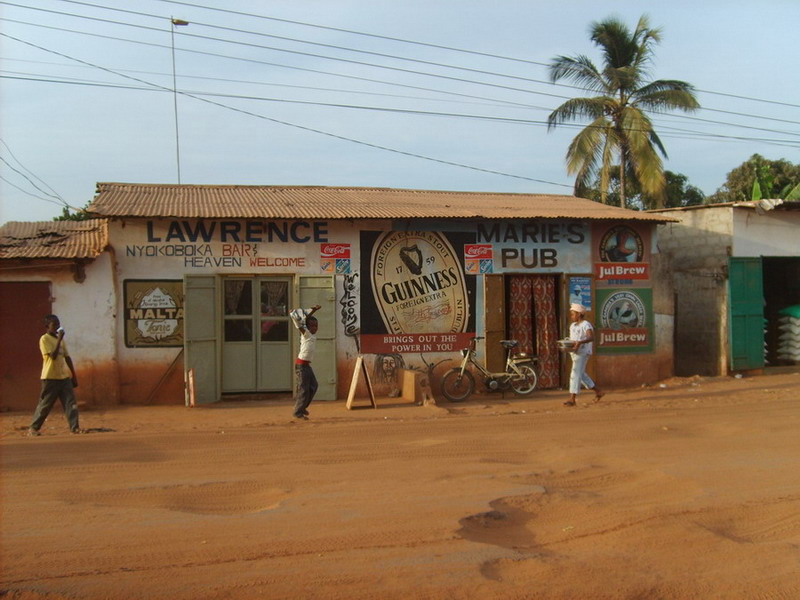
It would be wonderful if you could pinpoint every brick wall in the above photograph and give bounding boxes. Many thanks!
[656,209,733,376]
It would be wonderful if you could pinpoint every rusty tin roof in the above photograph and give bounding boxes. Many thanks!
[0,219,108,260]
[89,183,673,222]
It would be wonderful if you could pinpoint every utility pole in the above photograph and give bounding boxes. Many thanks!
[170,17,189,184]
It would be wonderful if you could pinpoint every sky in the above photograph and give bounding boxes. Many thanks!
[1,0,799,224]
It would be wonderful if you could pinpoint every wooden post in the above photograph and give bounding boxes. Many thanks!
[185,368,196,407]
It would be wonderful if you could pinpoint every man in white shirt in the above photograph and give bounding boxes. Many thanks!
[290,305,321,420]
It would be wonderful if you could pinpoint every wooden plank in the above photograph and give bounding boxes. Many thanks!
[345,355,377,409]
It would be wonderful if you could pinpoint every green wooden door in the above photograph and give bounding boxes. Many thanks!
[298,275,337,400]
[728,257,764,371]
[184,275,220,404]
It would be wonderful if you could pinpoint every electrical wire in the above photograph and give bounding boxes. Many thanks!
[0,137,66,200]
[3,73,797,150]
[146,0,800,110]
[0,156,67,204]
[3,15,797,143]
[3,2,798,127]
[0,32,575,189]
[0,173,66,207]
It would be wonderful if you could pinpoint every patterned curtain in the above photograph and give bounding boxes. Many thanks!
[530,276,559,389]
[508,277,534,354]
[508,275,560,389]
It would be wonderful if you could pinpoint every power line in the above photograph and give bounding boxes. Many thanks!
[0,17,563,111]
[4,73,798,150]
[0,137,65,201]
[0,15,576,103]
[147,0,800,110]
[150,0,552,68]
[3,15,797,141]
[0,156,67,205]
[6,0,800,128]
[0,32,575,189]
[0,173,66,207]
[16,0,563,91]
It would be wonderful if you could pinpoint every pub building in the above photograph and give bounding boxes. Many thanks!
[0,183,675,409]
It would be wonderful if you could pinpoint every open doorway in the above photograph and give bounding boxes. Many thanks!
[763,257,800,366]
[505,275,561,388]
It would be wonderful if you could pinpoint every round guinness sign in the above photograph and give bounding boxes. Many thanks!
[370,231,469,334]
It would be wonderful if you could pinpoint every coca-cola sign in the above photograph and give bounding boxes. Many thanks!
[464,244,493,259]
[320,243,350,258]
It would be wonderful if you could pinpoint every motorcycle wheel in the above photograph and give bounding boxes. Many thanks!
[510,364,538,395]
[441,368,475,402]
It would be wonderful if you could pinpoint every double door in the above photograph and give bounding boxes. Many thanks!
[222,277,292,393]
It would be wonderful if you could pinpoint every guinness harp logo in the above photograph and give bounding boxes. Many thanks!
[371,231,469,334]
[399,245,423,275]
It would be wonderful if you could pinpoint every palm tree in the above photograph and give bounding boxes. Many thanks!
[547,15,699,208]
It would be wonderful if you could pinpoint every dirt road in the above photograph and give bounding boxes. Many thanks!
[2,371,799,599]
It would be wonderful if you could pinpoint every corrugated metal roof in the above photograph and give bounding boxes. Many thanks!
[652,199,800,214]
[0,219,108,260]
[88,183,674,222]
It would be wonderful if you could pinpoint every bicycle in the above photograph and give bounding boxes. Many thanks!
[440,336,539,402]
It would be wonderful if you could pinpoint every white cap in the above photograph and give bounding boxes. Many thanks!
[570,303,586,314]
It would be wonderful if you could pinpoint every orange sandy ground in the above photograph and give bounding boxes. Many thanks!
[2,370,799,600]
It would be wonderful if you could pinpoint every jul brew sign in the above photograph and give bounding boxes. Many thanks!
[360,231,475,354]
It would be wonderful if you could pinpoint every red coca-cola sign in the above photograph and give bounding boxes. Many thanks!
[464,244,493,259]
[320,243,350,258]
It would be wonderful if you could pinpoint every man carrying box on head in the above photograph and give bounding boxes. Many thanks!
[289,305,322,421]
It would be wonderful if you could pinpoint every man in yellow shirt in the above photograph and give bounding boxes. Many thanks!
[28,315,82,436]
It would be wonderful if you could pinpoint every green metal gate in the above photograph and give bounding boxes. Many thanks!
[728,257,764,371]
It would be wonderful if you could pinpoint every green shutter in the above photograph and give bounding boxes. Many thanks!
[184,275,220,404]
[728,258,764,371]
[298,275,337,400]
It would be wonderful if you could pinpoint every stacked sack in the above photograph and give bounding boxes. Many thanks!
[776,304,800,363]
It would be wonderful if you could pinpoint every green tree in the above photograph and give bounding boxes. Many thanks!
[710,154,800,203]
[53,203,93,221]
[585,168,705,210]
[547,15,700,209]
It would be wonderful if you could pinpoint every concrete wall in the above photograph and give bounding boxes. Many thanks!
[655,209,733,376]
[655,205,800,376]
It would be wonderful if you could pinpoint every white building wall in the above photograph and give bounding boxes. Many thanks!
[0,252,119,405]
[732,209,800,257]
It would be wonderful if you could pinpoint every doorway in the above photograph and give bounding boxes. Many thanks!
[0,282,52,410]
[222,277,293,393]
[762,257,800,366]
[506,275,561,388]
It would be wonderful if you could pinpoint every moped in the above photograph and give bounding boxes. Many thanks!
[440,336,539,402]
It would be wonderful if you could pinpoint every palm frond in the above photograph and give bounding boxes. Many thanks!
[547,97,608,129]
[634,81,700,111]
[549,55,606,92]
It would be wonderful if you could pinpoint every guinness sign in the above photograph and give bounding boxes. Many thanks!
[370,231,469,334]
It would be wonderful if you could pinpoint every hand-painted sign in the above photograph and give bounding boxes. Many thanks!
[125,219,329,270]
[475,221,590,273]
[124,280,183,347]
[593,224,651,285]
[596,288,653,353]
